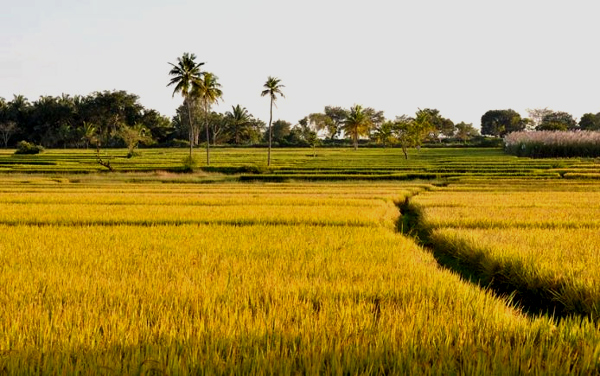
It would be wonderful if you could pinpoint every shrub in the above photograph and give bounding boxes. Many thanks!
[14,141,44,155]
[181,155,199,172]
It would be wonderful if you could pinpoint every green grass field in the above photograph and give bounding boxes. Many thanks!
[2,147,598,179]
[1,147,600,374]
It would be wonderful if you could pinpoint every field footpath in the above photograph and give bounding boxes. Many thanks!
[396,188,594,322]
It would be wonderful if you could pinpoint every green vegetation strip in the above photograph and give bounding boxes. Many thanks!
[1,147,598,179]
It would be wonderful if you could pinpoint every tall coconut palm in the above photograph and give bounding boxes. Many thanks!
[225,105,252,145]
[260,76,285,166]
[343,105,373,150]
[167,53,204,158]
[194,72,223,165]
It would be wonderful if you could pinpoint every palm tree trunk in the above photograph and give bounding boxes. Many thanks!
[353,132,358,150]
[205,99,210,166]
[186,98,193,158]
[268,98,273,166]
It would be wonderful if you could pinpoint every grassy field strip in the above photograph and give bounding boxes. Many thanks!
[411,181,600,319]
[1,224,599,373]
[1,147,596,177]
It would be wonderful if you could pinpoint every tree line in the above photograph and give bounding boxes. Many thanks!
[480,108,600,137]
[0,92,481,154]
[0,91,171,152]
[25,51,600,161]
[1,52,596,162]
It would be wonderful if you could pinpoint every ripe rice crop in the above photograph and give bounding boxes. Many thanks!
[505,131,600,158]
[430,228,600,318]
[411,180,600,319]
[1,177,600,373]
[412,188,600,229]
[0,202,401,228]
[1,224,599,373]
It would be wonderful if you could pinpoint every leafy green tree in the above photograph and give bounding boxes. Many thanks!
[286,117,320,149]
[78,91,144,147]
[225,105,253,145]
[364,107,385,129]
[526,108,553,130]
[343,105,373,150]
[118,124,154,157]
[172,101,203,145]
[481,109,526,136]
[206,111,228,145]
[412,109,435,143]
[7,95,30,142]
[538,111,577,131]
[261,76,285,166]
[80,122,97,149]
[56,123,74,148]
[414,108,454,142]
[167,52,204,158]
[271,120,292,144]
[247,118,266,145]
[194,72,223,165]
[323,106,348,140]
[305,130,319,157]
[140,110,174,144]
[309,106,349,140]
[372,120,396,147]
[0,121,16,148]
[394,115,424,159]
[454,122,480,143]
[579,113,600,131]
[29,95,77,146]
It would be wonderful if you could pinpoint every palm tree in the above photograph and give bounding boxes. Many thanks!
[225,105,252,145]
[81,121,96,149]
[343,105,373,150]
[260,76,285,166]
[194,72,223,165]
[167,53,204,158]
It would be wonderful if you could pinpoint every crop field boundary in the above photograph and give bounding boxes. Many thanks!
[396,192,593,322]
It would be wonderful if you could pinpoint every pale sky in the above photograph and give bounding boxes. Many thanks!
[2,0,600,129]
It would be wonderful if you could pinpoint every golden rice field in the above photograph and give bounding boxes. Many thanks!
[411,180,600,320]
[1,175,600,374]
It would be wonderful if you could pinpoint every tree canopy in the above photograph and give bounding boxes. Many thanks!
[481,109,526,137]
[537,111,577,131]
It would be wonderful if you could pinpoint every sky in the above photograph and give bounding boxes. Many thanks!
[2,0,600,129]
